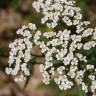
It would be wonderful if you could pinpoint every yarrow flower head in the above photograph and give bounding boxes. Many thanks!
[32,0,82,28]
[6,23,37,81]
[36,28,96,95]
[5,0,96,96]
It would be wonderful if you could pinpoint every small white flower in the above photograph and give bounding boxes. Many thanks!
[81,82,88,93]
[57,66,65,75]
[86,65,94,70]
[5,67,12,75]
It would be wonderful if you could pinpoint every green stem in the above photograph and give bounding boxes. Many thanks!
[76,85,86,96]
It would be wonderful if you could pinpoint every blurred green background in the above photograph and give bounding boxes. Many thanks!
[0,0,96,96]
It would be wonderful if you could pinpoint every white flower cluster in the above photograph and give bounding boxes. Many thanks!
[33,0,82,28]
[36,28,96,95]
[5,0,96,96]
[6,23,36,82]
